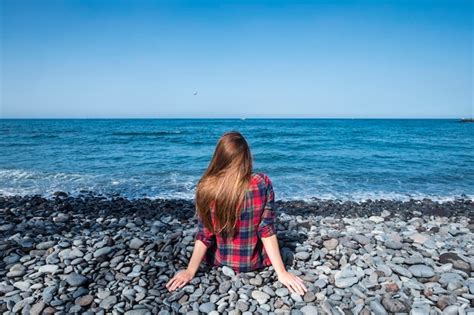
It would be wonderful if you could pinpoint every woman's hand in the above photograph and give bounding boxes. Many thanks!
[166,240,208,292]
[166,269,194,292]
[277,270,307,295]
[260,235,308,295]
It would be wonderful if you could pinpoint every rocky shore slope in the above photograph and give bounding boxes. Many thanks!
[0,194,473,314]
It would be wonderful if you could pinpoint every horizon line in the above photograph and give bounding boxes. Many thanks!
[0,117,469,120]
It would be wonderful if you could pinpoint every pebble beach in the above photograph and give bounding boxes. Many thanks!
[0,194,473,315]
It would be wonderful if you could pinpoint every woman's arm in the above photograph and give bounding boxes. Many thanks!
[259,176,307,295]
[167,212,215,292]
[262,234,307,295]
[165,239,208,292]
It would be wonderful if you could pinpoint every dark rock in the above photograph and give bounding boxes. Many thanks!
[381,296,409,312]
[439,252,471,273]
[65,273,89,287]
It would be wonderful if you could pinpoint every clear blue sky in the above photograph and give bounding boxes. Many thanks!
[1,0,472,118]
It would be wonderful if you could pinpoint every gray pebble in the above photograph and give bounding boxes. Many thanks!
[199,302,216,313]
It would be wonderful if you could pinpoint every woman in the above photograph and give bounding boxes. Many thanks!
[166,131,307,295]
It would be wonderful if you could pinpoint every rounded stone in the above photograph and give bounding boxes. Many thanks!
[323,238,338,250]
[408,265,435,278]
[93,247,113,258]
[219,281,232,294]
[76,295,94,306]
[295,252,311,261]
[303,291,316,302]
[300,305,319,315]
[199,302,216,313]
[99,295,117,310]
[65,273,89,287]
[291,292,303,302]
[222,266,235,278]
[275,288,289,297]
[38,265,59,274]
[30,301,45,315]
[236,300,249,312]
[251,290,270,304]
[129,238,145,249]
[352,234,370,245]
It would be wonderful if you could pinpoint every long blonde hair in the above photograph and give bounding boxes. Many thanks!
[196,131,253,236]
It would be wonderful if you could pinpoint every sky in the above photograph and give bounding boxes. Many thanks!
[0,0,472,119]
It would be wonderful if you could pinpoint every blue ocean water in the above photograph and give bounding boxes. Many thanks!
[0,119,472,201]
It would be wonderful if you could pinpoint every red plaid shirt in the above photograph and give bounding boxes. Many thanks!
[195,172,277,272]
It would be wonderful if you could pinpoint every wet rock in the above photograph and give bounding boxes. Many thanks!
[65,273,89,287]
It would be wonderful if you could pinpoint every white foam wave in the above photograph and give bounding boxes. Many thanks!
[0,168,472,202]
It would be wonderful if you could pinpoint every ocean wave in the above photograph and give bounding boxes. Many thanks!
[278,191,474,203]
[111,131,183,136]
[0,168,472,203]
[1,188,471,203]
[29,134,60,139]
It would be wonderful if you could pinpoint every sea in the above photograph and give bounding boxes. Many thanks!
[0,119,473,201]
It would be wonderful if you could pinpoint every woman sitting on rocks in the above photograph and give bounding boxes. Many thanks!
[166,131,307,295]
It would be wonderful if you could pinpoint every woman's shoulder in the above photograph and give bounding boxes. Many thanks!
[251,172,272,187]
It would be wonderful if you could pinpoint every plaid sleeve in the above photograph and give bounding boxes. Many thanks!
[258,176,277,238]
[195,214,215,248]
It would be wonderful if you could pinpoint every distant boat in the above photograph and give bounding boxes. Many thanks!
[459,118,474,123]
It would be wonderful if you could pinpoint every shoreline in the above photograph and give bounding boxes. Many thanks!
[1,193,473,220]
[1,189,472,204]
[1,194,473,314]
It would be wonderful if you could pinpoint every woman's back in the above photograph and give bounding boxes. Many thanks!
[196,172,276,272]
[167,131,306,295]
